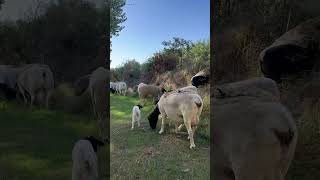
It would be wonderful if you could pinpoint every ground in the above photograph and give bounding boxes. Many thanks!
[0,100,108,180]
[110,94,210,180]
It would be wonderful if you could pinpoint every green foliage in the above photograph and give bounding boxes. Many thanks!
[184,40,210,74]
[112,37,209,85]
[110,0,127,37]
[111,59,141,87]
[0,0,108,82]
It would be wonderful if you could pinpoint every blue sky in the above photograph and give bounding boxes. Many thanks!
[111,0,210,68]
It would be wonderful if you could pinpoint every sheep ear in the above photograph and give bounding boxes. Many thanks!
[214,87,226,98]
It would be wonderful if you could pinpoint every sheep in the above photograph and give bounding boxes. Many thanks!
[148,92,203,149]
[191,68,210,87]
[137,83,166,104]
[127,87,134,94]
[72,136,105,180]
[116,81,127,95]
[89,66,109,142]
[213,77,280,102]
[17,64,54,108]
[131,104,143,130]
[109,82,117,94]
[212,78,297,180]
[259,16,320,82]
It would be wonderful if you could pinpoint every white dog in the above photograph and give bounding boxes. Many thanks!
[131,104,143,129]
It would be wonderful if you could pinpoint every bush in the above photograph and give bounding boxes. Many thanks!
[49,83,91,114]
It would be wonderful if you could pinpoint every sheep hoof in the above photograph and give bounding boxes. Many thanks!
[131,127,134,130]
[159,130,164,134]
[187,136,190,140]
[190,144,196,149]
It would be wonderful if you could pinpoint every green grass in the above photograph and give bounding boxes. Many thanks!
[286,102,320,180]
[0,100,107,180]
[110,94,210,180]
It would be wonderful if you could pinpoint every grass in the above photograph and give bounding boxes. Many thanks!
[0,100,107,180]
[110,94,210,180]
[286,101,320,180]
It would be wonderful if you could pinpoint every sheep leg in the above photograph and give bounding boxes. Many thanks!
[178,124,184,131]
[184,120,195,149]
[45,89,51,109]
[131,115,135,130]
[30,93,35,107]
[159,114,166,134]
[175,122,179,133]
[18,84,27,104]
[137,115,141,127]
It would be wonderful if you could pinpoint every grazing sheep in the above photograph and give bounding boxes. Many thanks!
[116,81,127,95]
[148,92,203,149]
[72,136,105,180]
[127,87,134,94]
[212,78,297,180]
[191,68,210,87]
[131,104,143,130]
[137,83,166,104]
[110,82,117,94]
[89,67,109,141]
[17,64,54,108]
[259,16,320,82]
[213,77,280,102]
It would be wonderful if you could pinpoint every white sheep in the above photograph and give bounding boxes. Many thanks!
[212,78,297,180]
[72,136,104,180]
[17,64,54,108]
[131,104,143,130]
[148,92,203,149]
[116,81,127,95]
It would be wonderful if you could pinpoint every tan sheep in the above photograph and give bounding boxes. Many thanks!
[137,83,166,104]
[212,78,297,180]
[88,67,109,142]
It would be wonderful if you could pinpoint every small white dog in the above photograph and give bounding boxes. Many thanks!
[131,104,143,129]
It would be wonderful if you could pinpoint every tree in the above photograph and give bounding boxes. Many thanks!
[162,37,193,68]
[186,40,210,73]
[0,0,4,10]
[110,0,127,37]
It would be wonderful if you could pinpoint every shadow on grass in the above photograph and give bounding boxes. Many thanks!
[0,100,101,180]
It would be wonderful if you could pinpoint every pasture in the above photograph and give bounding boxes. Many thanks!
[0,100,108,180]
[110,94,210,180]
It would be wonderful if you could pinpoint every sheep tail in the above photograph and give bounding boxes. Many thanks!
[42,72,46,78]
[194,97,202,108]
[272,128,295,147]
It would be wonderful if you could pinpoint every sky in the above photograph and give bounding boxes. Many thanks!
[111,0,210,68]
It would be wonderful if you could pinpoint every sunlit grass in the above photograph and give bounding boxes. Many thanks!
[110,94,210,180]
